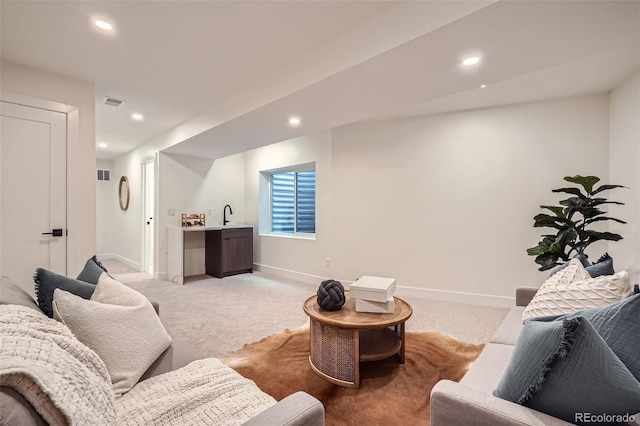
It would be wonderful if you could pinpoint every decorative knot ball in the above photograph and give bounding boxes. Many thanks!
[317,279,345,311]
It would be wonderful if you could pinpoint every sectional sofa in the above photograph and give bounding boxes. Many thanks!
[431,260,640,425]
[0,276,324,425]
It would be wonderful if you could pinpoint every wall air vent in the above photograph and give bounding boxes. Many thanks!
[97,169,111,181]
[103,97,125,107]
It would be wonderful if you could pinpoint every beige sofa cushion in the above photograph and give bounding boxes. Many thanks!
[53,274,172,395]
[0,276,40,312]
[491,307,525,345]
[459,343,514,394]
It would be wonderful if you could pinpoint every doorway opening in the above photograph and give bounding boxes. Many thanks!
[142,158,155,274]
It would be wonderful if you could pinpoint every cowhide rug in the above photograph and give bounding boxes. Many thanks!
[219,324,483,426]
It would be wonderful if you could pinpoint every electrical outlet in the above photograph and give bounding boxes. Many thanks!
[325,258,331,268]
[167,208,175,216]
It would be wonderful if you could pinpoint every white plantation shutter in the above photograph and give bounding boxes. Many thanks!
[270,169,315,234]
[271,172,295,232]
[296,170,316,233]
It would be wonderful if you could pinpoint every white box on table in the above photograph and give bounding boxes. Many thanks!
[349,276,396,303]
[355,296,395,313]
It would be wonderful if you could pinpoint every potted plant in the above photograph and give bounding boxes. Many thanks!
[527,175,626,271]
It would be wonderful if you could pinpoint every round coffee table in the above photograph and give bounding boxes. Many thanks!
[303,291,412,388]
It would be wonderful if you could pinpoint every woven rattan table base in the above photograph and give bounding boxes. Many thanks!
[304,294,412,388]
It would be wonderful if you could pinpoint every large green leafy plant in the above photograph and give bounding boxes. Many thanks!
[527,175,626,271]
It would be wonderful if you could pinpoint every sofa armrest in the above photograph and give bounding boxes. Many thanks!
[515,287,539,307]
[430,380,572,426]
[241,391,324,426]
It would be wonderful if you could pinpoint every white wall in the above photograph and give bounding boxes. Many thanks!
[109,153,146,269]
[244,132,333,281]
[155,152,245,277]
[242,95,610,305]
[0,61,96,276]
[96,159,114,256]
[329,95,609,303]
[609,70,640,269]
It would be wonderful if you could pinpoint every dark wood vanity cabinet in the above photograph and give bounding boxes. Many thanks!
[205,227,253,278]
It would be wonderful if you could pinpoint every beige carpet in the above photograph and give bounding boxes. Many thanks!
[220,326,484,426]
[101,260,508,357]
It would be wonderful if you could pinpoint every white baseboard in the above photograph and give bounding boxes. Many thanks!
[96,253,140,272]
[253,264,325,287]
[253,263,515,308]
[393,286,515,308]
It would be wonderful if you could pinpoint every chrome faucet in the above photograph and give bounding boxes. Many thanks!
[223,204,233,225]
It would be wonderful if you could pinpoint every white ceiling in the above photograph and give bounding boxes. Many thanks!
[1,1,638,161]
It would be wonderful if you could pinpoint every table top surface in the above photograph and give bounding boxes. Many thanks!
[303,291,412,329]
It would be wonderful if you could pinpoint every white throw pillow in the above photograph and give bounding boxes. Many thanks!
[53,274,172,395]
[522,259,631,321]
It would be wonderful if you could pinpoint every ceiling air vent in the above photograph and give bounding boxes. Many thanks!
[103,97,125,107]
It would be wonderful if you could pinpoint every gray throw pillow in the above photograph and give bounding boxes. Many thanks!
[494,317,640,424]
[547,252,589,277]
[33,268,96,318]
[585,253,615,277]
[533,293,640,381]
[76,256,108,284]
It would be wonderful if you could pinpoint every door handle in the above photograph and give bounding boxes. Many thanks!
[42,229,63,237]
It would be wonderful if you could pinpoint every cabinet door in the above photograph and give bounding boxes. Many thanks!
[222,229,253,273]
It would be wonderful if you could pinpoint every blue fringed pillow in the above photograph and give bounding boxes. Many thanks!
[585,252,615,277]
[33,256,107,317]
[34,268,97,317]
[76,255,109,284]
[494,317,640,424]
[547,252,590,277]
[533,293,640,381]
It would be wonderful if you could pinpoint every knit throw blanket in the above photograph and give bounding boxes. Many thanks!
[116,357,276,425]
[0,305,117,425]
[1,305,276,425]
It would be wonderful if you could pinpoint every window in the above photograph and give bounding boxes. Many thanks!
[261,164,316,236]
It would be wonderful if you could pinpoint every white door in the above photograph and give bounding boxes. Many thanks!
[142,159,155,274]
[1,101,67,295]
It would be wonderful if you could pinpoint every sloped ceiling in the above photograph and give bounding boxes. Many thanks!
[1,1,638,160]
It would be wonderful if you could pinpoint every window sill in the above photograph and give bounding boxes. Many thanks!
[259,232,316,241]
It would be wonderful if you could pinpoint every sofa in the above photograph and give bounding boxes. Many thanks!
[0,276,325,426]
[431,260,640,426]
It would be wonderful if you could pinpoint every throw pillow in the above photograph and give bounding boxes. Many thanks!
[547,252,590,277]
[76,256,108,284]
[52,274,172,396]
[521,259,590,321]
[522,271,630,321]
[494,317,640,424]
[584,252,615,277]
[533,293,640,381]
[34,268,97,318]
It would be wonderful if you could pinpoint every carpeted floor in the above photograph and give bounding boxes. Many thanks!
[102,259,508,357]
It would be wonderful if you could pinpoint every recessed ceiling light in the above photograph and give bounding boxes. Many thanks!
[480,84,487,88]
[288,116,301,126]
[94,19,113,31]
[462,56,481,67]
[98,142,108,149]
[131,113,144,121]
